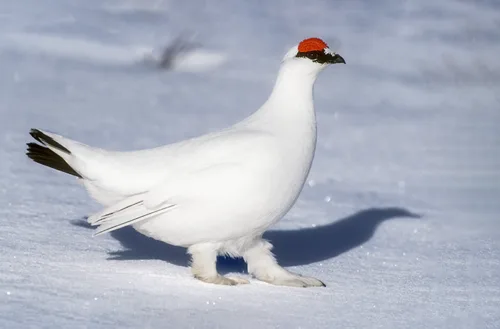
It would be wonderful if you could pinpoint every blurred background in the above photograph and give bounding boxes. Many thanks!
[0,1,499,328]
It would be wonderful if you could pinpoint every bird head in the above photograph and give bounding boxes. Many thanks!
[283,37,345,70]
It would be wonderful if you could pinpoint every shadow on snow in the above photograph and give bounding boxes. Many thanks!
[72,207,420,273]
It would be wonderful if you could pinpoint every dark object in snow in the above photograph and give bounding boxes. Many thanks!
[156,35,199,69]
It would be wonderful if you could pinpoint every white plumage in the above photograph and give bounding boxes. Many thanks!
[27,37,345,287]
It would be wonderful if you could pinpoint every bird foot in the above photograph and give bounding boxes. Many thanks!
[257,272,325,288]
[195,274,249,286]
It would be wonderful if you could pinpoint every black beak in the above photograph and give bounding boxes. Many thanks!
[327,53,346,64]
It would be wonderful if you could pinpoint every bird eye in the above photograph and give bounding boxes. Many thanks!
[307,52,317,59]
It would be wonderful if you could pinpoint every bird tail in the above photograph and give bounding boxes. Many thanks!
[26,129,82,178]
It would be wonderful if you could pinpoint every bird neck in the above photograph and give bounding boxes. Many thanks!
[266,61,318,112]
[245,61,319,135]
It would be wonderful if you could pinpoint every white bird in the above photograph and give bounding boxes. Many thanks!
[26,37,346,287]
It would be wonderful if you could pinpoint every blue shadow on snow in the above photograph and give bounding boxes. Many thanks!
[73,207,420,273]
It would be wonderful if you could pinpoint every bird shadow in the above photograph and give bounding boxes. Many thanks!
[72,207,420,274]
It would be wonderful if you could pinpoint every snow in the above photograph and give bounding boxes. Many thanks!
[0,0,499,328]
[3,32,226,72]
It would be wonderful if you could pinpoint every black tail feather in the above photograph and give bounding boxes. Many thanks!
[29,129,71,154]
[26,133,82,178]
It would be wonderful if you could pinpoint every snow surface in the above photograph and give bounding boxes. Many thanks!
[1,0,499,328]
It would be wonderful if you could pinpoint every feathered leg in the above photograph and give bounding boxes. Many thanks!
[244,239,325,288]
[188,243,249,285]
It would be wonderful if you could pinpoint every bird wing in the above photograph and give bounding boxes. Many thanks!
[87,193,176,236]
[87,162,242,236]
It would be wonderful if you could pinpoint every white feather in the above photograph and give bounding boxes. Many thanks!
[30,39,343,286]
[43,45,327,246]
